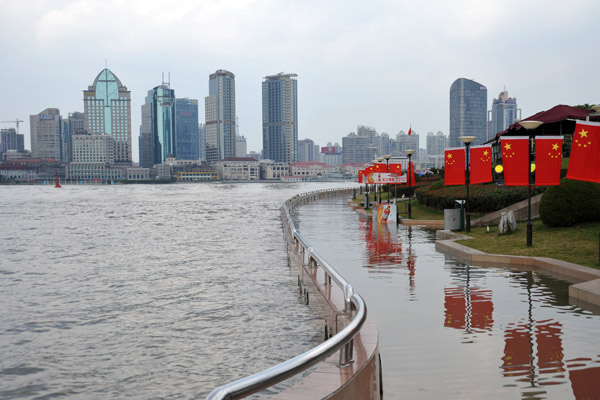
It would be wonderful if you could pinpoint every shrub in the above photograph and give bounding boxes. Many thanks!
[415,181,545,213]
[539,178,600,227]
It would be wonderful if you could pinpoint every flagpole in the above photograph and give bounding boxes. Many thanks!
[404,149,415,219]
[519,121,543,247]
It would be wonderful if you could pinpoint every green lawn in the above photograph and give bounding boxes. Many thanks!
[455,220,600,269]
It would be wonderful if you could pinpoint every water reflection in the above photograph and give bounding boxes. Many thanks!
[294,195,600,399]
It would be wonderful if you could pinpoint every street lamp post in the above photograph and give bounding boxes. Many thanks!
[384,154,392,204]
[404,149,415,219]
[377,157,384,204]
[518,120,543,247]
[459,136,476,233]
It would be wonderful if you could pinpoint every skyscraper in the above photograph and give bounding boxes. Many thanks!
[298,138,317,162]
[140,85,176,166]
[205,70,236,163]
[83,68,132,163]
[175,98,199,161]
[30,108,62,160]
[66,112,85,162]
[488,89,521,140]
[449,78,487,147]
[262,73,298,163]
[1,128,25,155]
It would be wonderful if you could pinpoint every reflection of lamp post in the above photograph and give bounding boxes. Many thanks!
[384,154,392,204]
[519,120,543,247]
[459,136,476,233]
[372,160,379,204]
[404,149,415,219]
[364,163,370,210]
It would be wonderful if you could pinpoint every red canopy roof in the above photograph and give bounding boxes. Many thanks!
[492,104,597,141]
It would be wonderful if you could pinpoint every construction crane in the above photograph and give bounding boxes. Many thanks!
[1,118,24,133]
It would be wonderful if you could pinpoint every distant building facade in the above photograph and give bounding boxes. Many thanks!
[297,138,318,162]
[488,89,521,140]
[215,157,260,180]
[83,68,132,163]
[141,85,176,167]
[30,108,62,160]
[235,135,247,158]
[175,98,199,160]
[262,73,298,163]
[205,70,236,163]
[342,133,372,164]
[1,128,25,158]
[449,78,487,147]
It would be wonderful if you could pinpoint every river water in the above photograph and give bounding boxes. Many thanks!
[294,196,600,399]
[0,182,352,399]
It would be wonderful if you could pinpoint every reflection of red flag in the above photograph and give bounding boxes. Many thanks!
[569,365,600,399]
[535,136,563,186]
[444,287,465,329]
[470,289,494,331]
[567,121,600,183]
[501,136,530,186]
[470,145,493,184]
[445,148,465,185]
[502,324,532,377]
[536,320,564,374]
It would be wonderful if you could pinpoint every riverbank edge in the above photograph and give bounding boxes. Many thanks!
[435,229,600,310]
[275,188,381,400]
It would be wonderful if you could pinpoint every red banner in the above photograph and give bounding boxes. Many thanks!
[445,148,465,185]
[535,136,563,186]
[566,121,600,183]
[470,145,493,184]
[501,137,530,186]
[407,161,416,187]
[389,163,402,177]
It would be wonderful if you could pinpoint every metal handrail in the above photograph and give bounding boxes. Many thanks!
[205,294,366,400]
[205,188,365,400]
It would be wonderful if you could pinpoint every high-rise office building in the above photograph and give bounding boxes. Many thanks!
[140,85,176,166]
[205,69,236,163]
[30,108,62,160]
[198,123,206,161]
[449,78,487,147]
[262,73,298,163]
[488,89,521,140]
[83,68,132,163]
[175,98,199,161]
[235,135,247,158]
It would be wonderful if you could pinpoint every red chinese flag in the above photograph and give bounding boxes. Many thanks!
[390,163,402,183]
[358,169,364,183]
[408,126,412,136]
[535,136,563,186]
[373,163,385,173]
[501,137,530,186]
[445,148,465,185]
[567,121,600,183]
[470,145,493,184]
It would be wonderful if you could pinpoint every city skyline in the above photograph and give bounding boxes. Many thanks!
[1,0,598,163]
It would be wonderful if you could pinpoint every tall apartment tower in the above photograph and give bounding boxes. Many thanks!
[175,98,200,161]
[262,73,298,163]
[83,68,132,163]
[298,138,317,162]
[30,108,62,160]
[140,85,176,166]
[449,78,487,147]
[205,70,236,163]
[426,131,447,157]
[488,89,521,140]
[65,112,86,162]
[1,128,25,154]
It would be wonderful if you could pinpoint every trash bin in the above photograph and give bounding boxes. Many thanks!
[455,200,465,231]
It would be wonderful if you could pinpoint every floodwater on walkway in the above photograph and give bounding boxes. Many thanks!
[293,196,600,399]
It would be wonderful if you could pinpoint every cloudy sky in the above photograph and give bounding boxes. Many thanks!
[1,0,598,162]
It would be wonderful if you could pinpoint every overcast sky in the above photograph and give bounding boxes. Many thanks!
[1,0,598,162]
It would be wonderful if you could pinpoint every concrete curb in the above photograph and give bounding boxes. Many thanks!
[435,229,600,309]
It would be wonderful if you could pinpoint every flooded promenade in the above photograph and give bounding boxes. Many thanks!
[293,194,600,399]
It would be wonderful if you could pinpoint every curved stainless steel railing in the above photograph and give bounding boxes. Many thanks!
[206,188,365,400]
